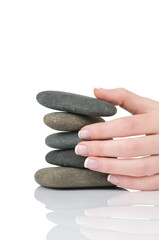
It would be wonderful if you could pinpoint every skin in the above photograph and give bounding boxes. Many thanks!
[75,88,159,191]
[76,190,159,237]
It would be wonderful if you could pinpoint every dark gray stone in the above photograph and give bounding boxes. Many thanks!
[45,132,82,149]
[34,167,115,188]
[45,132,112,149]
[45,149,86,168]
[43,112,105,131]
[36,91,117,116]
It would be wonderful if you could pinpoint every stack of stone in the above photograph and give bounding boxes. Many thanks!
[34,91,117,189]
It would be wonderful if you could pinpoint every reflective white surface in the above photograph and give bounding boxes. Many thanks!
[1,1,159,239]
[34,187,159,239]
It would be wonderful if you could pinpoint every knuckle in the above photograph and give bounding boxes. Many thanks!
[97,142,106,155]
[134,162,147,176]
[118,117,138,135]
[127,118,139,133]
[124,141,141,157]
[95,124,106,138]
[117,87,128,94]
[121,177,136,189]
[127,180,135,189]
[90,141,104,156]
[88,142,96,154]
[105,161,115,173]
[149,177,158,190]
[152,110,159,123]
[87,123,106,139]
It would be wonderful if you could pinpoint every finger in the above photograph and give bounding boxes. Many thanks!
[108,173,159,191]
[79,111,159,139]
[79,227,158,240]
[108,191,159,206]
[84,155,159,177]
[75,135,159,157]
[80,227,104,240]
[85,206,159,219]
[94,88,159,114]
[76,216,159,233]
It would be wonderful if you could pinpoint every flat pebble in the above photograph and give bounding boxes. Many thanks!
[34,187,122,210]
[45,132,82,149]
[36,91,117,116]
[34,167,115,188]
[45,149,86,168]
[44,112,105,131]
[45,132,112,149]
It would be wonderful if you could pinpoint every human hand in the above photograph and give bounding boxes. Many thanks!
[75,88,159,190]
[76,191,159,239]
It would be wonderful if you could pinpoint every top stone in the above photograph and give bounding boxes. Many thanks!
[36,91,117,116]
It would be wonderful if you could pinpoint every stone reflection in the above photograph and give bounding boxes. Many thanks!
[34,187,159,240]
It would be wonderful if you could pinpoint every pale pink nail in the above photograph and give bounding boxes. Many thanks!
[107,175,120,184]
[94,87,101,90]
[75,145,88,156]
[84,158,99,169]
[78,130,91,139]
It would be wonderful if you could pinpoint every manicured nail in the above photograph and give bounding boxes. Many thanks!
[78,130,91,139]
[84,158,99,170]
[95,87,108,91]
[75,145,88,156]
[76,217,80,224]
[76,217,87,225]
[107,175,120,184]
[94,87,101,90]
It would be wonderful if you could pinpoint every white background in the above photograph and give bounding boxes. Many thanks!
[0,0,159,239]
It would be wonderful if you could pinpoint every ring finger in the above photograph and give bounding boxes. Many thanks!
[84,155,159,177]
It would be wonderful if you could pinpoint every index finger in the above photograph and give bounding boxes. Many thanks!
[79,111,159,139]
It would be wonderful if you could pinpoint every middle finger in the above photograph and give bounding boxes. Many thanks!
[75,134,159,157]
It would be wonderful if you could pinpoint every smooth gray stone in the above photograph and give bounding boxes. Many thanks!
[34,187,124,210]
[47,226,84,240]
[34,167,115,188]
[45,132,112,150]
[45,132,83,149]
[43,112,105,131]
[36,91,117,116]
[45,150,86,168]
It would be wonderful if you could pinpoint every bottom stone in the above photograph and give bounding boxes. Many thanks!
[34,167,115,188]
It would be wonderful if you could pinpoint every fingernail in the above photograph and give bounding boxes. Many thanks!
[94,87,101,90]
[80,228,91,236]
[84,209,90,216]
[76,217,80,224]
[84,158,99,169]
[75,145,88,156]
[95,87,108,91]
[78,130,91,139]
[107,175,120,184]
[76,216,87,225]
